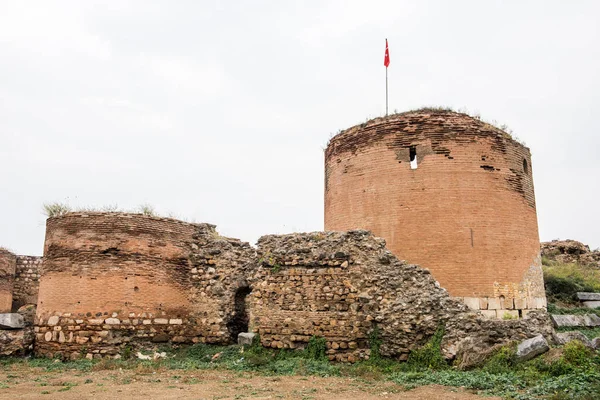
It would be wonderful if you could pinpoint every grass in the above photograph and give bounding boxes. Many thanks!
[543,260,600,305]
[3,336,598,400]
[41,202,191,221]
[327,106,522,149]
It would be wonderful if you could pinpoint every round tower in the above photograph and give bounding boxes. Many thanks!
[324,109,546,318]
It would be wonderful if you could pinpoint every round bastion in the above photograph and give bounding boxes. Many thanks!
[36,212,203,358]
[324,109,546,318]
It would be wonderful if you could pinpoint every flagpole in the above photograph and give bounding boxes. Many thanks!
[386,65,388,116]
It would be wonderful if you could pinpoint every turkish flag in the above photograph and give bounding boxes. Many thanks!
[384,39,390,67]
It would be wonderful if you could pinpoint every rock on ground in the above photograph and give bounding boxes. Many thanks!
[553,331,594,348]
[238,332,256,346]
[0,327,34,356]
[0,313,24,329]
[551,314,600,328]
[516,334,549,361]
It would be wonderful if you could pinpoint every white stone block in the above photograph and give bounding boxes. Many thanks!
[463,297,480,310]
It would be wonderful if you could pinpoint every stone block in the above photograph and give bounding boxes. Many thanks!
[47,315,59,326]
[504,298,515,310]
[497,310,519,319]
[463,297,480,310]
[582,301,600,309]
[577,292,600,301]
[479,297,488,310]
[479,310,497,319]
[487,298,501,310]
[591,337,600,350]
[553,331,594,348]
[238,332,256,346]
[551,314,600,328]
[105,318,120,325]
[514,298,527,310]
[531,297,547,309]
[516,334,549,361]
[0,313,24,329]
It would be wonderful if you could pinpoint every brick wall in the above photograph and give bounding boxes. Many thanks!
[12,256,42,311]
[324,110,546,317]
[0,249,16,312]
[35,213,255,359]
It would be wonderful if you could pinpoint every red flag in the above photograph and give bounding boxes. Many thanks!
[384,39,390,67]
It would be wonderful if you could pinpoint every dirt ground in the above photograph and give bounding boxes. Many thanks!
[0,364,501,400]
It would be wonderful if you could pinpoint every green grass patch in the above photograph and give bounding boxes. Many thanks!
[4,333,600,399]
[543,262,600,305]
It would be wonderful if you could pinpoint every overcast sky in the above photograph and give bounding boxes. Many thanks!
[1,0,599,256]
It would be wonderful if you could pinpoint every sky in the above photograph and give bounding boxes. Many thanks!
[1,0,599,256]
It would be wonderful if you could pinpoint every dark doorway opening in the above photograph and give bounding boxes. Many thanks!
[227,286,252,343]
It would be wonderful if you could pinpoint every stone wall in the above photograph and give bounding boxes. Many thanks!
[324,110,545,317]
[249,231,552,363]
[28,212,551,361]
[541,239,600,267]
[12,256,42,311]
[0,249,16,313]
[35,213,255,359]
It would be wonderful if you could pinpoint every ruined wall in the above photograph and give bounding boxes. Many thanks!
[12,256,42,311]
[35,213,255,359]
[0,249,16,313]
[249,231,552,362]
[324,110,546,317]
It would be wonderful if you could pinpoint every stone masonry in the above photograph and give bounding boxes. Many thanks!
[13,256,42,311]
[0,249,16,313]
[249,230,552,363]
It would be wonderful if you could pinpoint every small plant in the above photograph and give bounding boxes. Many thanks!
[482,344,517,374]
[562,340,591,366]
[405,325,448,371]
[122,345,132,360]
[502,312,517,320]
[43,202,71,217]
[137,204,156,216]
[368,325,382,361]
[100,204,120,212]
[271,263,282,273]
[304,336,327,361]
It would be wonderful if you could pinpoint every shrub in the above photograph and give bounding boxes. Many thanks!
[482,344,517,374]
[562,340,592,366]
[137,204,156,216]
[404,325,448,371]
[304,336,327,361]
[42,202,71,217]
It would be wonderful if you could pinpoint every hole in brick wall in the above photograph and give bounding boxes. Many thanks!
[227,286,252,343]
[134,286,139,292]
[409,146,418,169]
[523,158,528,174]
